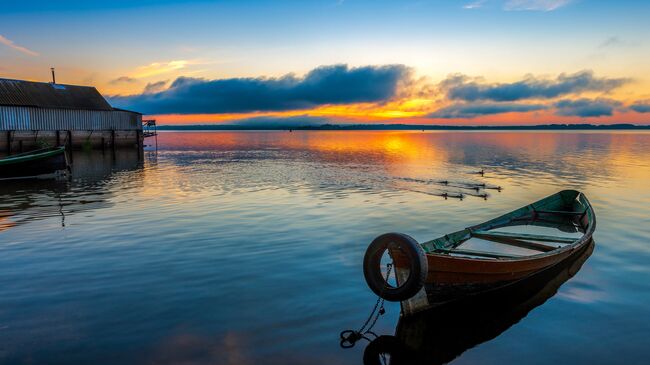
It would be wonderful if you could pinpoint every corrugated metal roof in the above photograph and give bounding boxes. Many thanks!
[0,78,113,111]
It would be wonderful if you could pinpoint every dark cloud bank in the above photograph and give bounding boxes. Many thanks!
[429,103,546,118]
[429,98,625,119]
[554,98,622,117]
[109,64,409,114]
[440,70,629,102]
[430,70,642,119]
[143,80,168,94]
[109,65,649,120]
[630,101,650,113]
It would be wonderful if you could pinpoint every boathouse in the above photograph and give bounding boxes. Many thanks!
[0,78,142,153]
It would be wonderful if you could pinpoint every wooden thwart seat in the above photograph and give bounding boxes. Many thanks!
[471,230,577,244]
[437,247,521,259]
[470,233,558,252]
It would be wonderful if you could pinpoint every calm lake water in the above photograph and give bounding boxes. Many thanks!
[1,131,649,364]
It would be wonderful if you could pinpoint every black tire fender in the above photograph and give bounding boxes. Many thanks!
[363,232,428,302]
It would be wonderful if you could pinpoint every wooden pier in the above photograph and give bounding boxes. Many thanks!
[142,119,157,138]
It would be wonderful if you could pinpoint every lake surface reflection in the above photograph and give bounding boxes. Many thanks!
[1,131,649,364]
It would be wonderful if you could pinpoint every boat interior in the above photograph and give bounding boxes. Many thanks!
[420,190,593,260]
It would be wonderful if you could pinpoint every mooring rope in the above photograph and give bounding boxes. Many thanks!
[340,263,392,349]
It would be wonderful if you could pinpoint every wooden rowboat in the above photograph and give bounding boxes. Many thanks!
[0,146,69,180]
[362,240,595,365]
[363,190,595,317]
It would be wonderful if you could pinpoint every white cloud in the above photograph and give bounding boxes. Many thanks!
[504,0,572,11]
[0,34,39,56]
[463,0,487,9]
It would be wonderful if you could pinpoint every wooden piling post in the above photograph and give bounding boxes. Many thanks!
[136,130,143,161]
[67,130,73,163]
[56,130,61,146]
[110,129,116,161]
[6,131,10,155]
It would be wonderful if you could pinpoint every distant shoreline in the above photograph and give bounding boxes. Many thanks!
[154,123,650,131]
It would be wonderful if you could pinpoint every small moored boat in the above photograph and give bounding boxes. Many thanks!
[362,240,595,364]
[0,146,69,180]
[363,190,595,316]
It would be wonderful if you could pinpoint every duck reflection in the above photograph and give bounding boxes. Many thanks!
[363,240,594,365]
[0,149,143,232]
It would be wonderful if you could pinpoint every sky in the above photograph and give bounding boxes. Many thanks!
[1,0,650,126]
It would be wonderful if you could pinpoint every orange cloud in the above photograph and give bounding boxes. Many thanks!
[132,60,193,78]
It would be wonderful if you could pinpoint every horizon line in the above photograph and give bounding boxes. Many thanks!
[152,123,650,131]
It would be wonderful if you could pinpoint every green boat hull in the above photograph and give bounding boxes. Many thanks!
[0,146,68,179]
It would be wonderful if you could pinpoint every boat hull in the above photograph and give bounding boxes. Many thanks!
[363,240,595,365]
[0,147,68,179]
[388,190,596,316]
[395,237,592,316]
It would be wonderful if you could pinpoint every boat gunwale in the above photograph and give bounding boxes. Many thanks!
[0,146,66,166]
[420,190,596,264]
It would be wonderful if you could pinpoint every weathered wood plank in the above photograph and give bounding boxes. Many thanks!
[471,232,559,252]
[472,230,577,244]
[437,248,521,259]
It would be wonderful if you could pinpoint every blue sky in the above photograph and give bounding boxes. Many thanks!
[1,0,649,124]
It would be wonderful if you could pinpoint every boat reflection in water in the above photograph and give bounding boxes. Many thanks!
[0,149,143,232]
[363,240,594,365]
